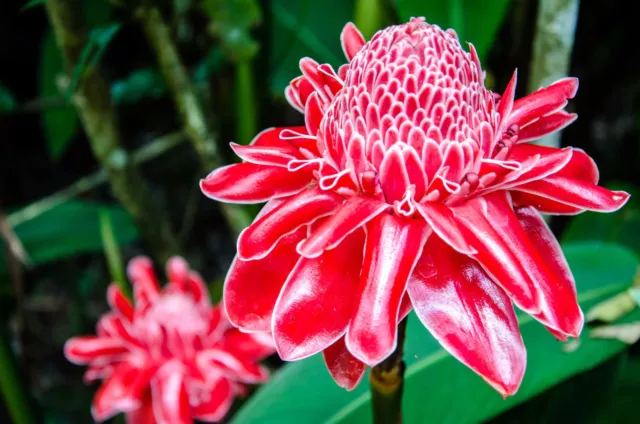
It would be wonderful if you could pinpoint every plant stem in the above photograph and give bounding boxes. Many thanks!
[528,0,580,148]
[354,0,386,39]
[44,0,180,263]
[370,317,408,424]
[234,61,258,145]
[0,331,35,424]
[137,6,253,235]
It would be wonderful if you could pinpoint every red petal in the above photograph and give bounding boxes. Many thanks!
[297,195,388,258]
[346,214,431,366]
[555,148,598,183]
[497,144,573,188]
[514,177,630,212]
[517,111,577,143]
[200,163,312,204]
[92,362,154,421]
[107,284,133,322]
[305,93,324,136]
[237,187,344,260]
[379,145,411,203]
[509,78,579,127]
[273,229,365,360]
[166,256,190,291]
[340,22,366,61]
[191,377,234,422]
[125,396,155,424]
[497,70,517,122]
[224,228,305,332]
[230,141,298,167]
[220,329,275,362]
[64,336,127,365]
[515,206,583,337]
[150,361,191,424]
[417,202,477,255]
[127,256,160,313]
[408,236,526,397]
[197,349,269,384]
[323,337,366,391]
[510,191,583,215]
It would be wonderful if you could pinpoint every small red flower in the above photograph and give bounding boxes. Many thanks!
[201,18,629,396]
[64,256,275,423]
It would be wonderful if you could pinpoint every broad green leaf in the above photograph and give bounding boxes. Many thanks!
[0,201,139,276]
[0,82,16,113]
[562,182,640,256]
[204,0,262,62]
[39,32,79,160]
[232,242,639,423]
[269,0,354,95]
[393,0,512,62]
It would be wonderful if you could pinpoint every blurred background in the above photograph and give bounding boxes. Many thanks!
[0,0,639,422]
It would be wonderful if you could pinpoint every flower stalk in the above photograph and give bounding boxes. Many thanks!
[44,0,180,263]
[136,6,253,234]
[370,318,407,424]
[0,331,35,424]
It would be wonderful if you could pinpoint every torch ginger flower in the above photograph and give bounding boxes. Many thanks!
[200,18,629,396]
[64,256,275,423]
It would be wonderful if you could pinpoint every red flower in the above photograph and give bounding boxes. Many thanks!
[201,18,629,396]
[64,256,275,423]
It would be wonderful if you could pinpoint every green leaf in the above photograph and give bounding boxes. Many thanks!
[393,0,512,62]
[269,0,354,95]
[0,82,16,113]
[66,23,122,99]
[203,0,262,63]
[39,32,79,160]
[110,68,167,104]
[20,0,46,12]
[562,182,640,256]
[232,242,639,423]
[0,201,139,276]
[99,209,130,299]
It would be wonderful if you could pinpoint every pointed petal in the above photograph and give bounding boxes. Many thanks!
[514,176,630,212]
[237,187,344,260]
[273,229,365,360]
[509,78,579,127]
[297,195,388,258]
[200,163,312,204]
[220,329,275,362]
[497,70,517,122]
[323,337,366,391]
[346,214,431,366]
[107,284,133,321]
[496,144,573,188]
[515,206,583,337]
[379,144,410,203]
[191,377,234,422]
[417,202,477,255]
[224,228,305,332]
[510,191,583,215]
[64,336,127,365]
[92,362,154,422]
[408,236,526,397]
[166,256,189,290]
[340,22,366,61]
[517,111,577,143]
[197,349,269,384]
[230,142,299,167]
[150,362,191,424]
[127,256,160,313]
[125,397,155,424]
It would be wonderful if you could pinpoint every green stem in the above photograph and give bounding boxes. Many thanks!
[44,0,180,263]
[0,332,35,424]
[449,0,465,42]
[354,0,386,39]
[137,7,253,235]
[234,61,258,145]
[370,317,408,424]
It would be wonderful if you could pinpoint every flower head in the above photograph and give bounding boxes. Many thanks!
[201,18,629,396]
[64,256,275,423]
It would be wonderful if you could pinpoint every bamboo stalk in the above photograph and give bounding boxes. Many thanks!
[528,0,580,148]
[44,0,180,262]
[136,6,253,234]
